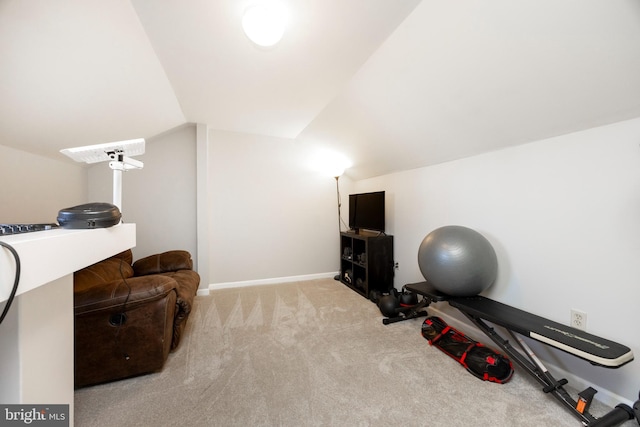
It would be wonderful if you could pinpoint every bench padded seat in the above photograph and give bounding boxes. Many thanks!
[405,281,633,368]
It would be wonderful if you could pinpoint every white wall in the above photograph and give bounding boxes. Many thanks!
[208,130,341,285]
[354,117,640,406]
[85,125,342,290]
[88,125,197,263]
[0,144,87,223]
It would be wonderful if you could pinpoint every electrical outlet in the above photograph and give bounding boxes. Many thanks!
[571,309,587,331]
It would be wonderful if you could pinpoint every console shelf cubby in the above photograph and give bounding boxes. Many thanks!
[339,231,393,299]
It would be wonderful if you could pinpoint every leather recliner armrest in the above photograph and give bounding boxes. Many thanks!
[74,274,178,315]
[132,250,194,276]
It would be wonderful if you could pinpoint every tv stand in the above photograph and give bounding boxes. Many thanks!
[339,231,393,299]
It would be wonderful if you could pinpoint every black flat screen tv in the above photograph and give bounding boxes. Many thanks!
[348,191,385,233]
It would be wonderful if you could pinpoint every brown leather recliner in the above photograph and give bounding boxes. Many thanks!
[73,249,200,388]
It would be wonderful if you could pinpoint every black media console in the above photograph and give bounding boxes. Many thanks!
[339,231,393,299]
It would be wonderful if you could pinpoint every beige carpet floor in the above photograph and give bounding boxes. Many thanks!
[74,278,634,426]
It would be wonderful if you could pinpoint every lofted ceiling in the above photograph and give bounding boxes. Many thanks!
[2,0,640,180]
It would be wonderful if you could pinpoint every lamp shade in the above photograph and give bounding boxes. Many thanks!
[309,148,352,178]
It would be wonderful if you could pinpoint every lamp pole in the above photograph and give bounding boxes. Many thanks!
[334,175,342,281]
[335,176,342,233]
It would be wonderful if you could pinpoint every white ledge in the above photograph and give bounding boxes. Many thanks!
[0,223,136,302]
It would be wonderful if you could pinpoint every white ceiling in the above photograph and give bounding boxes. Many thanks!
[2,0,640,180]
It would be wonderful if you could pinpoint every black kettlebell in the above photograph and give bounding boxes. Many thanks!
[377,294,399,317]
[398,289,418,307]
[369,290,381,303]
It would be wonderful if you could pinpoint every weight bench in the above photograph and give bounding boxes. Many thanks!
[403,281,637,427]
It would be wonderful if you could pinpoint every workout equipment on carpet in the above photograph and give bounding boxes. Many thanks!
[417,225,497,296]
[377,287,429,324]
[405,280,637,427]
[422,316,514,384]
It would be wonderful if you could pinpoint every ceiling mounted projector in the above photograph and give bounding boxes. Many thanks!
[60,138,145,164]
[60,138,145,212]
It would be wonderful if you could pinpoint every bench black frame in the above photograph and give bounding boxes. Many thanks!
[397,281,638,427]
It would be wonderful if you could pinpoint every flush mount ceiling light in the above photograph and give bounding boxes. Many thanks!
[242,3,288,47]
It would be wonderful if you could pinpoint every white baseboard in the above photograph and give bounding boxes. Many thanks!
[203,271,339,293]
[426,305,634,409]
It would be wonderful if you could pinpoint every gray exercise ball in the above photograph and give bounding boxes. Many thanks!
[418,225,498,297]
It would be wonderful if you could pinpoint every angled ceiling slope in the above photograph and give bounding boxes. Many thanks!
[0,0,185,159]
[2,0,640,182]
[299,0,640,179]
[131,0,422,139]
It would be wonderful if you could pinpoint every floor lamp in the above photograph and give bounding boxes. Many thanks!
[334,171,345,280]
[60,138,145,214]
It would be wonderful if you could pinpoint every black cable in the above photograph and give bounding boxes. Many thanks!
[113,255,132,360]
[0,241,21,325]
[118,254,132,308]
